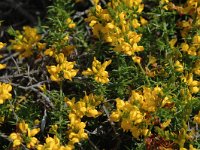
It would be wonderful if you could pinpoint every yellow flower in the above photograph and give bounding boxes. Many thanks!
[10,26,41,58]
[193,34,200,46]
[92,0,99,5]
[13,139,22,147]
[19,120,28,133]
[66,18,76,28]
[28,128,40,137]
[44,48,55,56]
[148,55,157,65]
[82,57,111,84]
[9,133,20,140]
[0,42,6,49]
[129,107,143,124]
[110,111,120,122]
[37,135,66,149]
[70,137,79,144]
[193,60,200,76]
[89,20,97,27]
[161,119,171,129]
[121,119,131,131]
[116,98,125,110]
[27,137,38,148]
[132,19,140,28]
[0,82,12,104]
[46,65,61,82]
[181,43,189,52]
[169,38,177,49]
[86,108,99,117]
[130,91,143,102]
[190,86,199,94]
[62,61,79,81]
[68,23,76,29]
[34,119,40,125]
[137,4,144,13]
[130,126,141,139]
[132,56,141,64]
[174,60,184,72]
[37,42,46,51]
[55,53,65,64]
[66,18,72,24]
[194,111,200,124]
[160,0,169,5]
[106,22,115,29]
[9,133,22,147]
[188,46,197,56]
[47,53,78,82]
[140,17,148,25]
[39,84,47,92]
[161,96,172,107]
[189,144,197,150]
[0,64,6,70]
[50,124,58,133]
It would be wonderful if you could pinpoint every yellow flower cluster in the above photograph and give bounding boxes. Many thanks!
[110,98,148,139]
[0,42,6,49]
[66,18,76,29]
[67,114,88,146]
[10,26,46,58]
[9,120,40,148]
[174,60,184,73]
[44,41,75,58]
[47,53,78,82]
[0,42,7,70]
[166,0,200,86]
[65,93,104,147]
[0,63,6,70]
[37,135,73,150]
[110,86,173,138]
[168,0,200,37]
[180,34,200,56]
[193,111,200,124]
[193,60,200,76]
[181,73,199,94]
[82,57,111,84]
[130,86,171,112]
[0,82,12,104]
[85,0,146,56]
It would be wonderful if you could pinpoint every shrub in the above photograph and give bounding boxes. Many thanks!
[0,0,199,149]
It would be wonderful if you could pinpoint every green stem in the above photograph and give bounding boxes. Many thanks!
[138,63,151,86]
[59,81,63,100]
[59,81,63,132]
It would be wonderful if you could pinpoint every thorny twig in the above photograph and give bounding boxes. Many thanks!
[0,52,20,63]
[84,130,100,150]
[0,70,40,81]
[102,105,119,136]
[102,105,121,149]
[11,55,21,74]
[10,81,54,108]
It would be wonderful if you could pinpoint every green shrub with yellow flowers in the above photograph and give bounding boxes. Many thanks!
[0,0,199,149]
